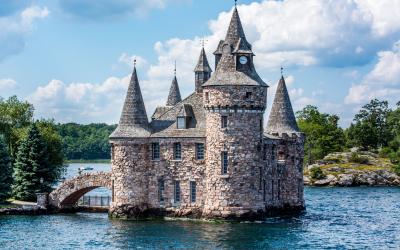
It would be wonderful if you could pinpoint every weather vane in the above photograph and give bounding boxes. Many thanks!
[200,37,208,48]
[235,0,238,7]
[281,66,284,76]
[134,57,137,67]
[174,60,177,76]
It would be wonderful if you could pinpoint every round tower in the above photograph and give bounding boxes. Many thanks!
[109,64,151,219]
[202,7,268,219]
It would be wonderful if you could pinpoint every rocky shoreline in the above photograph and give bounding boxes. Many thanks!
[304,151,400,187]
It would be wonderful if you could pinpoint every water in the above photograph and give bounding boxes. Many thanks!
[1,187,399,249]
[64,163,111,196]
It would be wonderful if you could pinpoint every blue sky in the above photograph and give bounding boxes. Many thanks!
[0,0,399,127]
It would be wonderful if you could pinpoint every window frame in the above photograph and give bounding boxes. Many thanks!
[173,142,182,160]
[221,115,228,128]
[174,180,181,203]
[158,179,165,202]
[221,151,228,174]
[177,116,186,129]
[151,142,160,160]
[195,143,205,160]
[190,181,196,203]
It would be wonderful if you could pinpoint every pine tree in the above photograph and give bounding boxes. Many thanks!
[0,136,13,202]
[12,124,51,201]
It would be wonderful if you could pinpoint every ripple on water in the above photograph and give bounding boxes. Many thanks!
[0,187,400,249]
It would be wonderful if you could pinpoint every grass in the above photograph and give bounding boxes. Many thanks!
[66,159,111,164]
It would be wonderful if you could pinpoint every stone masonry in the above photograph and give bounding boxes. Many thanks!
[109,6,305,221]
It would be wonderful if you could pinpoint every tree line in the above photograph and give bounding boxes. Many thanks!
[297,99,400,172]
[0,96,115,202]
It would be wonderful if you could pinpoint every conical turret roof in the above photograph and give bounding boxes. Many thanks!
[166,76,182,106]
[110,66,150,138]
[194,47,212,73]
[266,76,299,134]
[225,7,247,46]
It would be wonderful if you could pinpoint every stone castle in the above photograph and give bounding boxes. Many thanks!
[109,6,305,220]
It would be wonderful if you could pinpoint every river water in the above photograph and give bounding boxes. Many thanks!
[0,164,399,249]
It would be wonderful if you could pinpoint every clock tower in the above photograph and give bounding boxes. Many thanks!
[202,6,269,219]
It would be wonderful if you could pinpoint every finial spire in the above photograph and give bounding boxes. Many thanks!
[281,66,283,77]
[235,0,237,8]
[134,57,137,67]
[174,60,177,76]
[200,38,208,48]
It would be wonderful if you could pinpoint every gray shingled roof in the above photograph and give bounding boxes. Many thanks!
[194,47,212,73]
[166,76,182,106]
[203,7,267,87]
[110,66,150,138]
[150,93,205,138]
[266,76,299,134]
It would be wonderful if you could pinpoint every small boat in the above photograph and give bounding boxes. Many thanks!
[79,166,94,171]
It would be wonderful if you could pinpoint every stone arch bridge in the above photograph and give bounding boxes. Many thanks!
[49,172,112,210]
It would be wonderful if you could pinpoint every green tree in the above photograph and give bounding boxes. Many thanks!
[0,136,13,201]
[0,96,34,156]
[347,99,391,149]
[12,124,52,201]
[296,105,346,164]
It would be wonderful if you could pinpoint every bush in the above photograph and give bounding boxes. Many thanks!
[349,152,369,164]
[310,167,326,180]
[393,165,400,176]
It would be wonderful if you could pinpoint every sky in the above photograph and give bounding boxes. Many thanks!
[0,0,399,127]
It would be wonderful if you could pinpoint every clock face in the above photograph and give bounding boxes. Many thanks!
[239,56,248,65]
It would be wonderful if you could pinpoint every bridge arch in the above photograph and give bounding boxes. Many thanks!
[49,172,112,209]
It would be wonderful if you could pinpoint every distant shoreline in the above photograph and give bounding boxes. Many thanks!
[66,159,111,164]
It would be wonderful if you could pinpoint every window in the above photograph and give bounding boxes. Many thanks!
[196,143,205,160]
[260,119,263,130]
[158,179,165,202]
[205,92,209,103]
[177,117,186,129]
[152,143,160,160]
[221,151,228,174]
[221,115,228,128]
[174,181,181,203]
[277,179,281,200]
[263,180,266,202]
[263,144,267,160]
[245,92,252,100]
[271,145,276,161]
[190,181,196,203]
[173,142,182,160]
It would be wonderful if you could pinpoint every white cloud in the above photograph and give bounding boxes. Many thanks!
[0,5,49,61]
[0,78,17,91]
[345,40,400,104]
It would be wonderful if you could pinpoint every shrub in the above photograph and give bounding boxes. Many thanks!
[349,152,369,164]
[310,167,326,180]
[393,165,400,176]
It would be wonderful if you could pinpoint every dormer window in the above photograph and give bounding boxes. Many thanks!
[177,117,186,129]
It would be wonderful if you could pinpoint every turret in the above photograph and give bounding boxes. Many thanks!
[166,73,182,106]
[266,75,299,135]
[194,47,212,93]
[110,64,150,139]
[202,6,268,220]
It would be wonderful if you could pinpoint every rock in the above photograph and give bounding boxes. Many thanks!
[314,174,337,186]
[303,176,311,185]
[307,164,319,171]
[337,174,354,186]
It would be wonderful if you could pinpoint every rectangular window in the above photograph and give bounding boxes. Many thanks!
[263,180,266,202]
[245,92,252,100]
[158,179,165,202]
[205,92,209,103]
[173,142,182,160]
[177,117,186,129]
[278,179,281,200]
[221,115,228,128]
[221,151,228,174]
[174,180,181,203]
[195,143,205,160]
[152,143,160,160]
[190,181,196,203]
[271,145,276,161]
